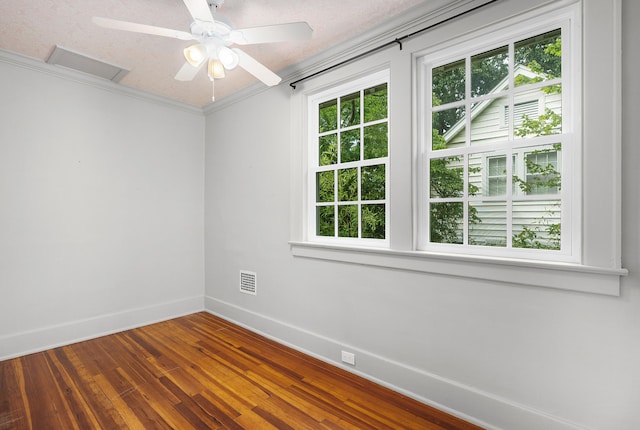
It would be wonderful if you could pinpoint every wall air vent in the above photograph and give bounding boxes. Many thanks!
[239,271,257,295]
[46,45,129,82]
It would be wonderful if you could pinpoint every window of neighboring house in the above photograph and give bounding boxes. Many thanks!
[420,24,572,259]
[486,155,509,196]
[308,71,389,244]
[522,148,560,195]
[487,148,561,197]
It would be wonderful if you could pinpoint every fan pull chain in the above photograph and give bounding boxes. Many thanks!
[211,78,216,102]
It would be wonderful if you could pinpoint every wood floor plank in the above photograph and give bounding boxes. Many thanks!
[0,360,29,430]
[0,312,483,429]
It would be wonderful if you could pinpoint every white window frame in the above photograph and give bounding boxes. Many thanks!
[290,0,627,296]
[418,10,576,262]
[307,70,390,247]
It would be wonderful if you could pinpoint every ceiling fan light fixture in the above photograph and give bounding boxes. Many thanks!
[184,43,208,67]
[208,58,225,80]
[218,46,239,70]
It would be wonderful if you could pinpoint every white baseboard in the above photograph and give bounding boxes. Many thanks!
[204,295,588,430]
[0,295,204,361]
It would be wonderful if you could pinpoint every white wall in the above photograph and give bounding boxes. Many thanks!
[204,1,640,429]
[0,55,205,359]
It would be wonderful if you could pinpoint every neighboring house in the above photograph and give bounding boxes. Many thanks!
[440,65,562,248]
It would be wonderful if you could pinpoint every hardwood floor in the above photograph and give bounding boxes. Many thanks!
[0,312,482,429]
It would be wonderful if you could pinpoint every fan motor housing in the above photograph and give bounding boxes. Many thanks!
[190,19,231,38]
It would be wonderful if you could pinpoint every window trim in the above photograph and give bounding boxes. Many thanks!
[289,240,626,295]
[290,0,627,296]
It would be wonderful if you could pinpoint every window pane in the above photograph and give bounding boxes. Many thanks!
[340,129,360,163]
[471,45,509,98]
[512,200,561,249]
[316,206,335,236]
[316,171,334,202]
[362,204,385,239]
[515,29,562,87]
[469,201,506,247]
[432,106,465,150]
[470,96,508,145]
[513,144,561,195]
[514,85,562,138]
[340,92,360,128]
[338,167,358,201]
[319,134,337,166]
[430,156,464,198]
[319,99,337,133]
[364,123,388,159]
[364,83,388,122]
[432,59,465,105]
[361,164,385,201]
[338,205,359,237]
[525,148,560,195]
[430,202,463,244]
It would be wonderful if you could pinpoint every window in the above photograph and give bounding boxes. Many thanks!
[420,25,573,260]
[486,155,508,196]
[291,0,625,295]
[308,71,389,244]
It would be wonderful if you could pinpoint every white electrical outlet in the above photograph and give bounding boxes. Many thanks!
[341,350,356,365]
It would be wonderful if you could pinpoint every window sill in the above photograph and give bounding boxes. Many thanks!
[289,241,627,296]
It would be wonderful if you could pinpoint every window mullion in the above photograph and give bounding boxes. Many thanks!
[506,41,515,248]
[463,55,472,245]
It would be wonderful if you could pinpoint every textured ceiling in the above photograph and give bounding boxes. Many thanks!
[0,0,425,107]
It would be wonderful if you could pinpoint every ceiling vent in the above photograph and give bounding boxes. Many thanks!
[46,45,129,82]
[239,270,257,296]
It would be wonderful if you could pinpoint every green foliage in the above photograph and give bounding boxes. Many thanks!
[515,108,562,138]
[515,30,561,79]
[512,146,562,194]
[319,100,337,133]
[316,206,335,236]
[362,204,385,239]
[512,206,561,250]
[430,202,463,244]
[319,134,337,166]
[338,205,358,237]
[471,46,509,97]
[316,84,388,240]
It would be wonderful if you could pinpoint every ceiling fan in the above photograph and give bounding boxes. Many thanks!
[92,0,312,101]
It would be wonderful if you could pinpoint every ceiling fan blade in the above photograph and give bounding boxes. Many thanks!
[175,60,205,81]
[233,48,281,87]
[230,22,313,45]
[182,0,214,23]
[92,16,195,41]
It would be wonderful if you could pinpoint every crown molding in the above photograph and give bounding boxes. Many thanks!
[0,48,204,116]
